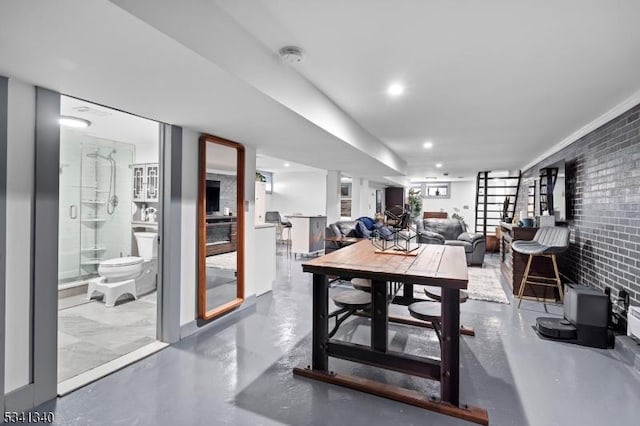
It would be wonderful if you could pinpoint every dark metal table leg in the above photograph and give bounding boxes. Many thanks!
[371,279,388,352]
[312,273,329,371]
[440,287,460,406]
[403,282,413,298]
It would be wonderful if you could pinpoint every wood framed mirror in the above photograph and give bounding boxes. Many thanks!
[198,134,245,320]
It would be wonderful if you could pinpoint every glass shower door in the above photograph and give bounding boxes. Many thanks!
[58,129,83,284]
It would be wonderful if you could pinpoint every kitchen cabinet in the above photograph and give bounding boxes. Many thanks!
[255,181,266,224]
[289,215,326,257]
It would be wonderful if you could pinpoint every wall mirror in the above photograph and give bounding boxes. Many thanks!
[198,134,245,320]
[538,160,565,220]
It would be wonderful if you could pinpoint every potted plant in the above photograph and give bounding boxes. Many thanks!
[408,188,422,220]
[255,172,266,182]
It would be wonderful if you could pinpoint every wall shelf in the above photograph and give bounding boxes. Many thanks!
[81,246,106,252]
[81,200,105,205]
[81,218,106,223]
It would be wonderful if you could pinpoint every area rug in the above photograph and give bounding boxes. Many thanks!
[466,265,510,304]
[206,251,237,270]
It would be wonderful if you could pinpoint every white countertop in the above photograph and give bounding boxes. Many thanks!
[255,223,276,229]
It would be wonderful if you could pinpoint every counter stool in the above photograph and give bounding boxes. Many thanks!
[351,278,372,292]
[512,227,570,308]
[408,302,442,345]
[280,216,292,244]
[265,211,291,243]
[423,286,474,337]
[424,286,469,303]
[351,278,402,300]
[328,290,372,338]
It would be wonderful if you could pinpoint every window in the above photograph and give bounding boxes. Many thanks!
[340,183,351,197]
[258,170,273,194]
[340,182,352,218]
[425,183,450,199]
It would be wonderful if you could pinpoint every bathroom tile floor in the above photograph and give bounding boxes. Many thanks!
[57,292,157,382]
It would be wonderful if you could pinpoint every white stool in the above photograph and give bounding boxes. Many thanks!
[87,277,137,307]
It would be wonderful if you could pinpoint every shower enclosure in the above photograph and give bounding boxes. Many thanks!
[58,128,134,286]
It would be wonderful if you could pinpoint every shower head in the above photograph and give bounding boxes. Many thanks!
[86,151,114,160]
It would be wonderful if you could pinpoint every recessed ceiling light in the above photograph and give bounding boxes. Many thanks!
[59,116,91,128]
[283,163,290,167]
[423,141,433,149]
[387,83,404,96]
[436,163,443,168]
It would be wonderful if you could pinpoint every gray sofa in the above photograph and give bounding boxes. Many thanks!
[325,220,359,254]
[416,219,486,266]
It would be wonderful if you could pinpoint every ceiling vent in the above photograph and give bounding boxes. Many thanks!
[279,46,304,64]
[72,106,111,117]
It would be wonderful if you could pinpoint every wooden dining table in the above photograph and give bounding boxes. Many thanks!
[293,240,488,425]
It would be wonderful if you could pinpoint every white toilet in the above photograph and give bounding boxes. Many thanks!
[87,232,158,307]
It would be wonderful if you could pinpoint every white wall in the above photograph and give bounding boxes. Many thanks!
[243,145,257,297]
[325,171,340,224]
[5,79,34,392]
[134,140,159,164]
[268,171,327,216]
[421,181,477,232]
[179,128,198,326]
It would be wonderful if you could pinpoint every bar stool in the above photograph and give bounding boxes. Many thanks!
[424,286,469,303]
[328,290,372,338]
[351,278,372,292]
[512,226,570,308]
[408,302,442,345]
[265,211,291,243]
[423,286,473,337]
[351,278,401,300]
[280,215,292,244]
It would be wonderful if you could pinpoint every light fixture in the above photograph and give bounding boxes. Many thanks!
[387,83,404,96]
[279,46,304,64]
[423,141,433,149]
[283,163,290,167]
[59,116,91,128]
[436,163,443,168]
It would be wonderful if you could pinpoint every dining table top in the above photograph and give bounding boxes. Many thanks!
[302,240,468,289]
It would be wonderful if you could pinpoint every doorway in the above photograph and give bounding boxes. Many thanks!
[56,96,164,392]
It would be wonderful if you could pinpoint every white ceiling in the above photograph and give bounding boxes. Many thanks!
[214,0,640,179]
[61,96,159,149]
[206,142,237,173]
[256,154,322,174]
[2,1,640,183]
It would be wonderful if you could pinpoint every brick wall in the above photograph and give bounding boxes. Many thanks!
[515,103,640,305]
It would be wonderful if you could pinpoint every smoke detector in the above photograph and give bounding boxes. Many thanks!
[279,46,304,64]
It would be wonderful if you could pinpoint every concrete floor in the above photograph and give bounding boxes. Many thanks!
[41,247,640,425]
